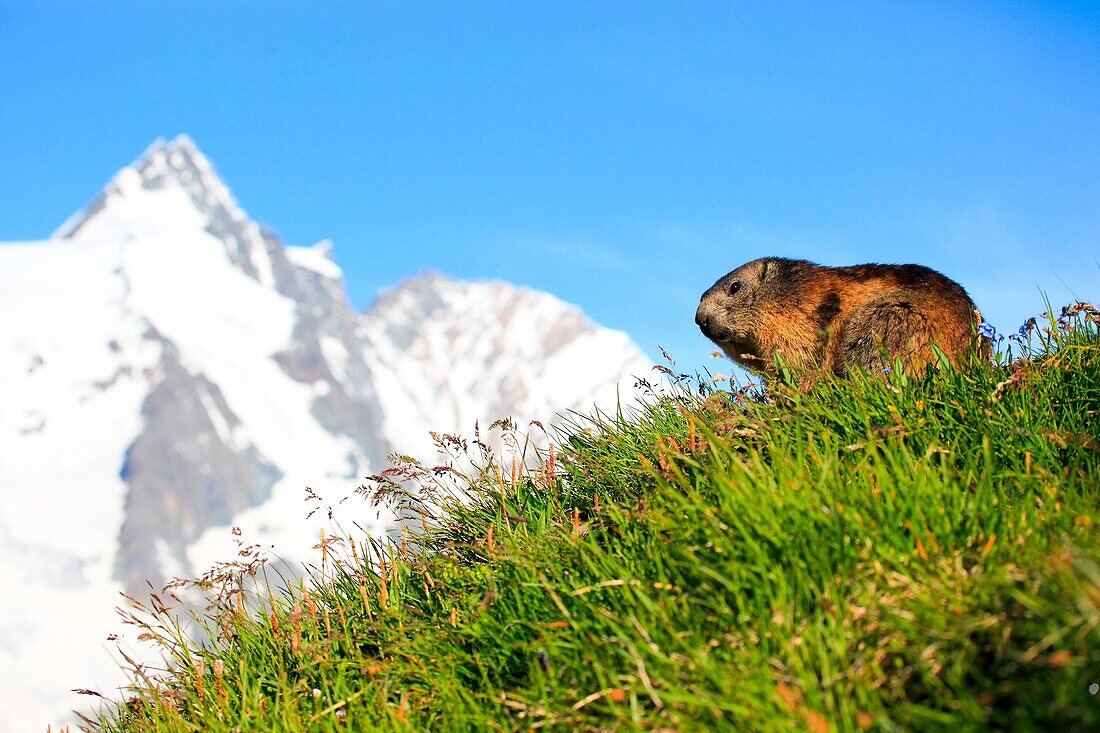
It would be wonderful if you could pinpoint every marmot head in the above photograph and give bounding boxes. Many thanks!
[695,257,810,372]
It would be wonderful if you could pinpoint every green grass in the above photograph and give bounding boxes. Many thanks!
[90,304,1099,732]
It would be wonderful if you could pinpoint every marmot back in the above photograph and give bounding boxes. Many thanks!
[695,257,989,378]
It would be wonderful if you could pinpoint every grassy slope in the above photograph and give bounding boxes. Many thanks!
[95,308,1099,732]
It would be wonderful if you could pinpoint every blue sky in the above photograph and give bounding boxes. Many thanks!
[1,1,1098,375]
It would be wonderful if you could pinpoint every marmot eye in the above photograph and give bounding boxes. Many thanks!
[728,280,742,296]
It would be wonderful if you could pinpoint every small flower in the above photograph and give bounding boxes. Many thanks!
[1010,317,1037,343]
[978,322,1004,343]
[313,688,322,700]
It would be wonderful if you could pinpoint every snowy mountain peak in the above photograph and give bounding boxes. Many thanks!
[55,135,243,239]
[136,134,248,225]
[54,136,282,287]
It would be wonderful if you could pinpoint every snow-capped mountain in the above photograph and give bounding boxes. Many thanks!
[360,271,649,455]
[0,135,653,731]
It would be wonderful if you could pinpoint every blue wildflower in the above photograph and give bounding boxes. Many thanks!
[1010,317,1037,343]
[978,322,1004,343]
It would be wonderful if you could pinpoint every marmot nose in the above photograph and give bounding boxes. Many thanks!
[695,306,710,333]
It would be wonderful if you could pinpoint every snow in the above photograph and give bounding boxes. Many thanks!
[0,237,154,732]
[196,381,244,451]
[287,241,342,280]
[0,237,145,552]
[319,334,349,382]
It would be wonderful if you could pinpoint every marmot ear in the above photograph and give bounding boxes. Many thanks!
[760,260,769,280]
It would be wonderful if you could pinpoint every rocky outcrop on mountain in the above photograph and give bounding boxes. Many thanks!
[274,241,391,471]
[114,326,282,591]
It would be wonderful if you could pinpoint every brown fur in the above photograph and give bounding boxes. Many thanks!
[695,257,990,378]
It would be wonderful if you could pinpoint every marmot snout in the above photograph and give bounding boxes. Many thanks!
[696,257,989,378]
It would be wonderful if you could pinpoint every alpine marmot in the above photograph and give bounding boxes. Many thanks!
[695,257,989,378]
